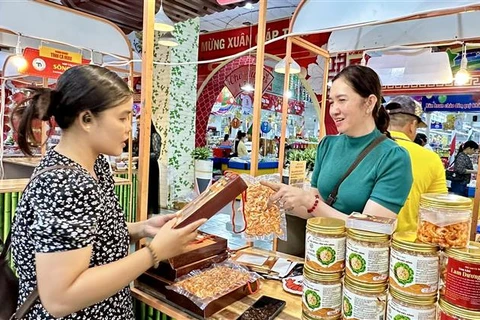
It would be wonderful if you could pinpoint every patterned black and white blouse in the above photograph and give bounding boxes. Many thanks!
[454,152,474,183]
[12,149,134,319]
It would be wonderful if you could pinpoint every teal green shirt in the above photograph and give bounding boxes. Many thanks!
[311,129,413,215]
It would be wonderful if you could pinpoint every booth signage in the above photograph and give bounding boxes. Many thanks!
[224,65,274,97]
[422,95,480,112]
[430,121,443,130]
[39,46,82,64]
[20,47,89,79]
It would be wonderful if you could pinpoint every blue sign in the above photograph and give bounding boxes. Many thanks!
[422,95,480,112]
[430,121,443,129]
[261,121,272,133]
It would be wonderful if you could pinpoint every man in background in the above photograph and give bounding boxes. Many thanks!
[386,96,447,233]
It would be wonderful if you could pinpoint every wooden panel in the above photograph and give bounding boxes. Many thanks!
[60,0,260,33]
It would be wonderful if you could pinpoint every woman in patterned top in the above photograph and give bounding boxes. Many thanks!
[451,140,479,196]
[11,65,205,319]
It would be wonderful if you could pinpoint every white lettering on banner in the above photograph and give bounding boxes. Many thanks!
[200,28,286,53]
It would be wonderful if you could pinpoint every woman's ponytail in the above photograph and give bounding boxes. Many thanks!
[12,88,58,156]
[374,105,392,138]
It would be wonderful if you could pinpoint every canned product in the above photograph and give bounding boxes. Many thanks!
[444,242,480,310]
[302,266,342,320]
[305,217,346,273]
[389,232,439,296]
[342,276,387,320]
[386,286,437,320]
[346,229,390,284]
[439,298,480,320]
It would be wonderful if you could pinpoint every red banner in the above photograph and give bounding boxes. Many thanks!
[19,48,90,79]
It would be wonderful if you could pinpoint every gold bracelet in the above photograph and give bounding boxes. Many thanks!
[145,242,160,269]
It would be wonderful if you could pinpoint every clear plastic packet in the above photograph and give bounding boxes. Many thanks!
[165,260,262,310]
[236,173,288,241]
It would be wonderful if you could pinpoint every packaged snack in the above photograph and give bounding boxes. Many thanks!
[165,261,262,310]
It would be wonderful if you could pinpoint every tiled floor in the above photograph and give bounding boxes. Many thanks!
[160,202,273,251]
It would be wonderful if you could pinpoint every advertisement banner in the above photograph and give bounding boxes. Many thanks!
[39,46,82,64]
[20,47,90,79]
[422,95,480,112]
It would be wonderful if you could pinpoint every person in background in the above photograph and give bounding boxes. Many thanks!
[149,122,161,215]
[451,140,479,196]
[234,131,248,157]
[220,134,232,147]
[262,65,413,256]
[386,96,447,233]
[10,65,205,319]
[415,132,434,151]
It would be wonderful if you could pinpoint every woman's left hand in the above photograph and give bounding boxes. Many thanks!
[143,213,178,238]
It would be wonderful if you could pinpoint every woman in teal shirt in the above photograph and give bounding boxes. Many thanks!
[264,65,412,222]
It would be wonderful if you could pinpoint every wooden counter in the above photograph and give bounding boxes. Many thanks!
[0,176,131,193]
[3,157,41,167]
[132,247,302,320]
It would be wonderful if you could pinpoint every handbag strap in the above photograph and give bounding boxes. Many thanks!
[5,165,79,320]
[325,135,387,207]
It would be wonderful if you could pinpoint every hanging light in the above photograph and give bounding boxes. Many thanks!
[154,0,174,32]
[274,57,301,74]
[158,32,179,47]
[241,5,254,93]
[10,35,27,70]
[454,44,469,86]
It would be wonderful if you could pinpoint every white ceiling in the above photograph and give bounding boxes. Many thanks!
[200,0,300,32]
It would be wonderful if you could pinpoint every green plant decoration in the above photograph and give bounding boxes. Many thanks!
[316,247,336,266]
[192,147,211,160]
[394,262,414,285]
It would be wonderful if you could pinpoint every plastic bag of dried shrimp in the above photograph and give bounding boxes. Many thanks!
[231,173,287,241]
[165,261,262,310]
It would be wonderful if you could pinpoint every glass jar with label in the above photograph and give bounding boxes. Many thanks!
[302,266,342,320]
[386,286,437,320]
[342,276,387,320]
[346,228,390,284]
[417,193,471,248]
[389,231,439,297]
[305,217,346,273]
[439,298,480,320]
[443,242,480,311]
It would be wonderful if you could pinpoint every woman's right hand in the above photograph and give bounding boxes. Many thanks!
[149,218,207,260]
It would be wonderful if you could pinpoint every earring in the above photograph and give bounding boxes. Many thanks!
[83,114,91,123]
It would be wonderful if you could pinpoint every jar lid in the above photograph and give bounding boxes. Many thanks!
[347,228,390,242]
[445,242,480,263]
[420,193,472,209]
[304,265,342,282]
[344,275,387,294]
[439,298,480,319]
[389,286,437,306]
[307,217,345,235]
[392,232,439,254]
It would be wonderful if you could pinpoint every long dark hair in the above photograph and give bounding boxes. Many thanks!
[459,140,479,153]
[332,65,390,135]
[12,65,132,155]
[234,131,246,155]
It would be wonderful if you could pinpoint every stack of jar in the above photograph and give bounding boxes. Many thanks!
[302,217,346,320]
[417,194,480,320]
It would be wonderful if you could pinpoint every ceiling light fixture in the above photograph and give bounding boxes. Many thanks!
[158,32,179,47]
[154,0,174,32]
[274,57,301,74]
[241,5,254,93]
[244,2,253,10]
[454,44,469,86]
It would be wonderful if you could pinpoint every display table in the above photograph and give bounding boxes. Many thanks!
[227,160,279,176]
[132,247,302,320]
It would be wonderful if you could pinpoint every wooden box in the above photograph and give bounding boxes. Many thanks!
[137,271,258,318]
[174,174,247,229]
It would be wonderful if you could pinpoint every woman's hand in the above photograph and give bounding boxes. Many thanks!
[149,218,207,260]
[260,181,314,212]
[143,213,177,238]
